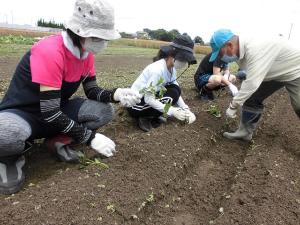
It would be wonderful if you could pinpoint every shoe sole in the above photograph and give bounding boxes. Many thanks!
[223,132,252,142]
[0,177,25,195]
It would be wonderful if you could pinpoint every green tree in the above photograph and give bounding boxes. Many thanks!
[120,32,134,39]
[37,18,64,29]
[194,36,204,45]
[169,29,180,40]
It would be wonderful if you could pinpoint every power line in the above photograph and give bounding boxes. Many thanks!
[288,23,293,40]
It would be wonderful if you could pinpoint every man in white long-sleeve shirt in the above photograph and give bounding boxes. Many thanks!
[209,29,300,141]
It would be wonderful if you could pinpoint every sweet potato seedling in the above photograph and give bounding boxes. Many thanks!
[139,76,172,117]
[205,104,221,118]
[78,151,109,170]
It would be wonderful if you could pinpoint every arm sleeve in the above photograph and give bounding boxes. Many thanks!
[232,43,282,106]
[82,76,118,103]
[144,92,174,116]
[141,66,174,114]
[176,96,189,109]
[40,90,94,144]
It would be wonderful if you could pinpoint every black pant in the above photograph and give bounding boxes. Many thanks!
[244,79,300,119]
[128,84,181,118]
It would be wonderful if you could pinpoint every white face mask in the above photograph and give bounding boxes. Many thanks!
[174,60,188,70]
[83,38,108,54]
[221,47,238,63]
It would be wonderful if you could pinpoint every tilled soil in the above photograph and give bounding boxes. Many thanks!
[0,55,299,225]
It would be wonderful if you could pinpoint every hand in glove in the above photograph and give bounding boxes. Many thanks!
[224,74,237,83]
[114,88,142,107]
[90,133,116,157]
[184,109,196,124]
[226,102,238,119]
[168,106,187,121]
[119,95,140,107]
[228,83,239,97]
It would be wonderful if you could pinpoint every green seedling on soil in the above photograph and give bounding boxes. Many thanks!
[138,192,155,212]
[205,104,221,118]
[249,140,262,151]
[139,77,171,117]
[146,192,154,202]
[78,151,109,170]
[106,203,116,213]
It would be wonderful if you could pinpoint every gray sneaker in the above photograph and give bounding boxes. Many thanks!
[0,155,26,195]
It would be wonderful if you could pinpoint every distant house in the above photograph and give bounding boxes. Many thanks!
[136,31,150,39]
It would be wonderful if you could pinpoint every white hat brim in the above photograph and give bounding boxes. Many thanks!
[65,21,121,40]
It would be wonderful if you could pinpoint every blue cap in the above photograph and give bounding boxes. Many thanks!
[209,29,235,62]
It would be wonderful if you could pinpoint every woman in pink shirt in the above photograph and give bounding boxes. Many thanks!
[0,0,141,195]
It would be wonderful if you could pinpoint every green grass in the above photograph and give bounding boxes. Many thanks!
[103,45,157,56]
[92,54,204,90]
[0,35,36,45]
[0,44,31,56]
[0,41,205,92]
[0,43,157,57]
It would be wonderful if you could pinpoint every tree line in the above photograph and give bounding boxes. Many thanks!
[121,28,204,45]
[37,19,64,29]
[36,19,205,45]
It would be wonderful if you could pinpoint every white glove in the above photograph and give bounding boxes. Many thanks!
[228,83,239,97]
[119,95,139,107]
[223,73,230,81]
[168,106,187,121]
[113,88,142,107]
[90,133,116,157]
[224,74,237,83]
[226,102,238,118]
[184,109,196,124]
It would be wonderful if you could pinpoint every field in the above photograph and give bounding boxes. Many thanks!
[0,31,299,225]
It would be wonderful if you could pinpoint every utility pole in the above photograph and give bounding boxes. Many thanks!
[288,23,293,40]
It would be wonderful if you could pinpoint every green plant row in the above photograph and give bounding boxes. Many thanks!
[0,35,36,45]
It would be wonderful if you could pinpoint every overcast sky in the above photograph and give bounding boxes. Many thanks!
[1,0,300,42]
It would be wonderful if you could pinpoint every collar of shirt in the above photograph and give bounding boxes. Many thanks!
[238,35,245,60]
[62,31,89,60]
[160,59,176,82]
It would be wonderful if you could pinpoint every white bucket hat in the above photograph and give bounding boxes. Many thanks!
[65,0,120,40]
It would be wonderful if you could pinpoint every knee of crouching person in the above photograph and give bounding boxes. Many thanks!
[79,101,115,130]
[92,103,115,129]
